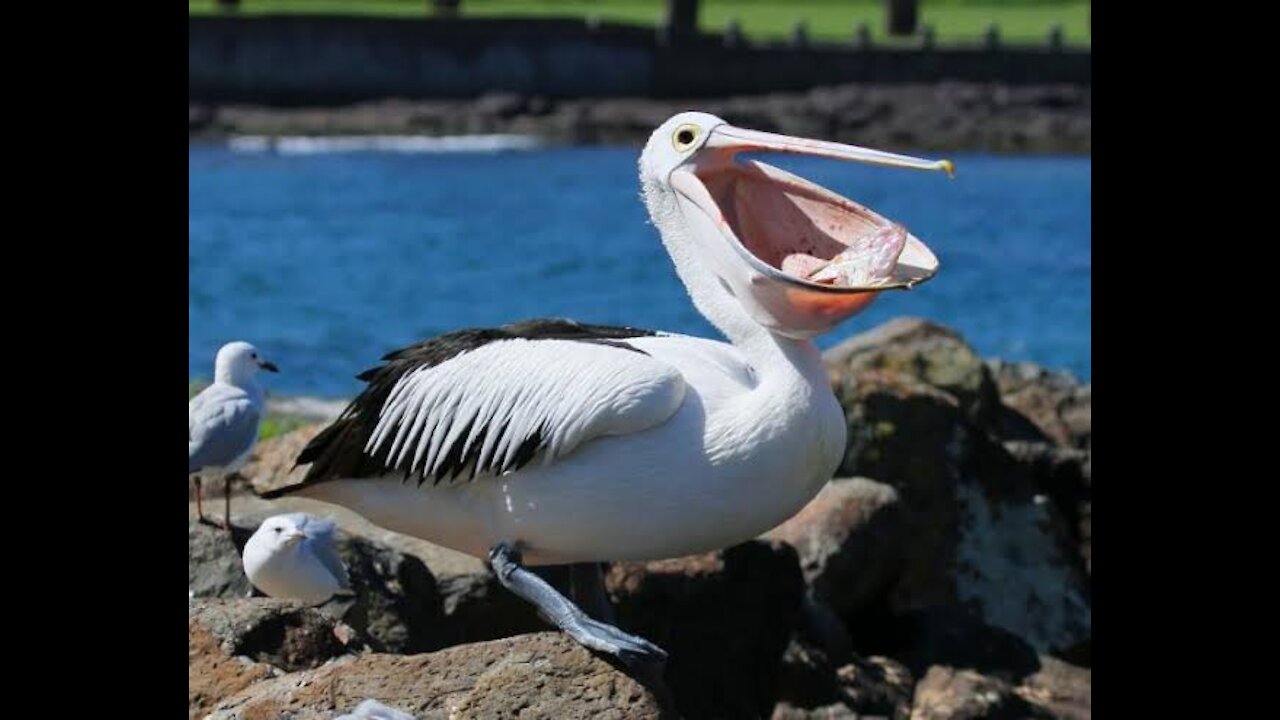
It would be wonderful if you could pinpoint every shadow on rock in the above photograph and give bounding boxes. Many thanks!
[608,540,806,720]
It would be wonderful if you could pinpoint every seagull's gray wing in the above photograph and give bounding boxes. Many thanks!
[299,516,349,589]
[189,385,262,473]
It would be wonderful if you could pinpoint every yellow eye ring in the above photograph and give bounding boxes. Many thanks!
[672,124,699,151]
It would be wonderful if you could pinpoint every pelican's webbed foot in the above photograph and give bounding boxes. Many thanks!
[488,543,667,668]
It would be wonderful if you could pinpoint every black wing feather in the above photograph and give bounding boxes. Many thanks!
[261,319,658,499]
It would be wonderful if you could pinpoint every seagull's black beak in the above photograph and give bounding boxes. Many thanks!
[259,360,279,373]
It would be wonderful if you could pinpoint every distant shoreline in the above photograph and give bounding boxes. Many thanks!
[189,81,1090,155]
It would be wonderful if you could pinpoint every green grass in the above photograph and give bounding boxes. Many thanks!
[190,378,310,441]
[258,414,311,441]
[189,0,1091,47]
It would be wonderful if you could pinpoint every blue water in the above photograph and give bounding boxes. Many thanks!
[190,143,1090,397]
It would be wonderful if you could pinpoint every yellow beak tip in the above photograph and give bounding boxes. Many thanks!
[940,160,956,178]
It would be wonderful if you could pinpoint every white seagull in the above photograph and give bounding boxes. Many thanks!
[242,513,349,604]
[263,112,952,664]
[333,699,416,720]
[189,341,278,528]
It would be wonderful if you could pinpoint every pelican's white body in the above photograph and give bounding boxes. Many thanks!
[300,333,845,565]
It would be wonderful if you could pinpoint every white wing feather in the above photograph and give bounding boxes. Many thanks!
[365,338,686,480]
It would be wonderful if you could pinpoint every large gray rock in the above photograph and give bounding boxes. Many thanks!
[189,599,363,719]
[826,318,1002,428]
[878,606,1041,681]
[989,358,1091,582]
[435,570,548,646]
[824,321,1090,656]
[206,632,675,719]
[607,541,806,720]
[336,529,448,654]
[190,522,254,599]
[188,519,447,655]
[1004,441,1091,580]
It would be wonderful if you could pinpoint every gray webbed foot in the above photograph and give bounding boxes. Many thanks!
[489,543,667,669]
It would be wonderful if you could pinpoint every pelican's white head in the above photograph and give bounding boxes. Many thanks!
[639,111,953,340]
[214,341,279,386]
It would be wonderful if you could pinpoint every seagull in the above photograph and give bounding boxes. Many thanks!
[263,112,952,665]
[332,699,416,720]
[242,513,349,604]
[189,341,278,528]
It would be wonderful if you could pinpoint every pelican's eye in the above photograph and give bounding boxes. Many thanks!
[672,124,699,151]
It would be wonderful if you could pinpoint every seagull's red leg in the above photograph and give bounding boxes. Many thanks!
[194,476,207,524]
[223,475,233,531]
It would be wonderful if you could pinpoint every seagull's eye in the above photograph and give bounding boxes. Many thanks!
[273,527,282,534]
[672,125,699,151]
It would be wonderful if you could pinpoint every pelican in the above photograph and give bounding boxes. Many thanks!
[263,112,952,664]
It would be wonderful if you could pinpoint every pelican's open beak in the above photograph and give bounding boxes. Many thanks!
[669,124,953,339]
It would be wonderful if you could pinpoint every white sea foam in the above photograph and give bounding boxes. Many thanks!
[228,134,542,155]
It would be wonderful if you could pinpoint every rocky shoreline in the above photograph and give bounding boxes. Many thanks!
[189,82,1091,154]
[190,317,1092,719]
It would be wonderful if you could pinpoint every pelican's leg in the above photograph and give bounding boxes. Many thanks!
[489,544,665,667]
[570,562,616,624]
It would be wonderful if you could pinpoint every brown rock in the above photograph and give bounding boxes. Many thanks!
[189,621,275,720]
[608,541,805,720]
[835,655,915,718]
[987,360,1090,450]
[909,656,1089,720]
[241,423,325,497]
[190,598,362,672]
[910,665,1046,720]
[207,632,674,719]
[189,599,362,719]
[773,701,859,719]
[1015,656,1091,719]
[775,632,914,720]
[766,477,905,618]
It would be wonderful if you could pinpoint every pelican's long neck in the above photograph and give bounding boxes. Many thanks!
[644,179,816,376]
